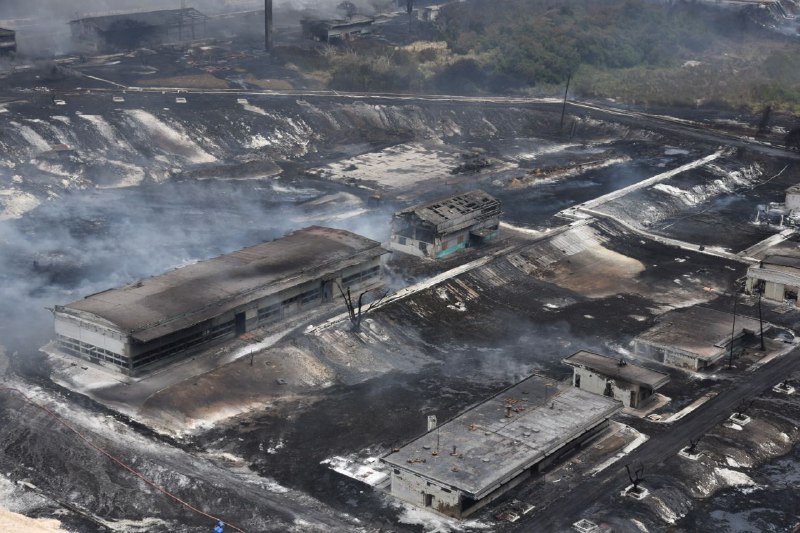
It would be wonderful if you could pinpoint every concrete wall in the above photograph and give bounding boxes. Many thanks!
[390,469,463,517]
[786,191,800,211]
[572,367,643,407]
[390,234,430,258]
[634,340,707,371]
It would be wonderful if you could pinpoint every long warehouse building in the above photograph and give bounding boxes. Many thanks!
[382,375,621,518]
[53,226,389,375]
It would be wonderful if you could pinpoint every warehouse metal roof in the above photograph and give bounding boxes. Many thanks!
[762,255,800,269]
[69,8,207,31]
[382,376,621,499]
[563,351,669,389]
[59,227,388,343]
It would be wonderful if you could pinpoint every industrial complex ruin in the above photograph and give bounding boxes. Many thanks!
[0,1,799,532]
[53,227,388,375]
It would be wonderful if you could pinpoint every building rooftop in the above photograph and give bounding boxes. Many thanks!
[70,8,207,31]
[0,28,15,37]
[563,351,669,389]
[762,255,800,269]
[382,376,621,499]
[396,190,501,234]
[60,227,388,343]
[786,184,800,194]
[635,306,766,360]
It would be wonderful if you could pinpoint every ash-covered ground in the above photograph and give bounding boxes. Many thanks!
[1,38,800,533]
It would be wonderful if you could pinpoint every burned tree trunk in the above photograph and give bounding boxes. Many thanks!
[336,283,388,332]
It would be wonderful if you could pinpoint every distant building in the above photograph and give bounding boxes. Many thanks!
[563,350,669,408]
[634,306,768,371]
[0,28,16,56]
[746,255,800,305]
[53,227,389,375]
[785,184,800,211]
[69,8,209,52]
[390,190,501,259]
[382,375,621,518]
[301,16,374,43]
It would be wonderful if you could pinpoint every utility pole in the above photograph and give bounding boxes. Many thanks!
[560,73,571,131]
[265,0,273,52]
[758,291,765,351]
[728,294,738,369]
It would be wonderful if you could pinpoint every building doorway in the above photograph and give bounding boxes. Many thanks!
[235,312,246,336]
[424,494,434,507]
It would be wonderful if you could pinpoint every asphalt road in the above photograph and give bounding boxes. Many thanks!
[517,346,800,531]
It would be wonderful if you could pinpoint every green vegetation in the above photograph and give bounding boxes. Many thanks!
[280,0,800,111]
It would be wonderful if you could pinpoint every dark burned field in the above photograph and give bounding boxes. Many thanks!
[0,71,799,533]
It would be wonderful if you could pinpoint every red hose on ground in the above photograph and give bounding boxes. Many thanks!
[0,385,247,533]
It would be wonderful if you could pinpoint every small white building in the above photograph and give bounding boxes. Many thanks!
[746,255,800,305]
[563,351,669,408]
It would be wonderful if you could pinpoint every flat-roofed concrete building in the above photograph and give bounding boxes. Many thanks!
[563,350,669,408]
[382,376,621,518]
[390,190,501,259]
[746,255,800,306]
[53,227,388,375]
[634,306,767,371]
[301,16,374,43]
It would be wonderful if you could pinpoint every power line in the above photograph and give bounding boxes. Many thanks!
[0,386,247,533]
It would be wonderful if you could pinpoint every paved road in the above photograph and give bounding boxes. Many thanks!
[517,346,800,531]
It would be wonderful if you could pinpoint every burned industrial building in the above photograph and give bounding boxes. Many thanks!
[634,306,768,371]
[301,15,374,43]
[746,255,800,305]
[53,227,388,375]
[69,8,209,52]
[390,190,501,259]
[0,27,15,56]
[563,350,669,408]
[382,375,621,518]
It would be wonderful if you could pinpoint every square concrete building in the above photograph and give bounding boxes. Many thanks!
[746,255,800,306]
[563,350,669,408]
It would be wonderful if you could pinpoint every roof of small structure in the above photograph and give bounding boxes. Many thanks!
[563,351,669,389]
[635,306,767,361]
[762,255,800,269]
[302,15,374,31]
[382,375,621,499]
[0,28,15,37]
[395,190,501,234]
[786,184,800,194]
[69,8,207,31]
[59,226,388,343]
